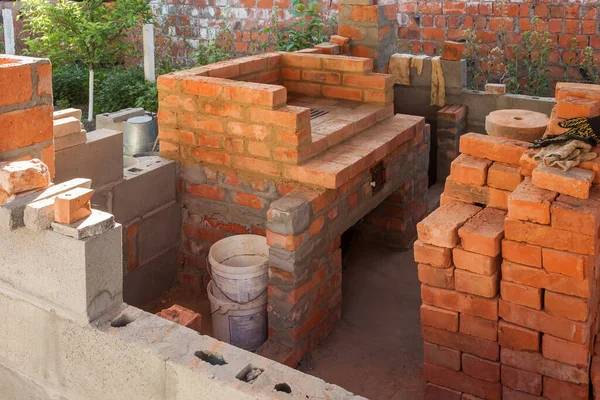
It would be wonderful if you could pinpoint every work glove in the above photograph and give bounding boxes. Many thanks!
[530,115,600,148]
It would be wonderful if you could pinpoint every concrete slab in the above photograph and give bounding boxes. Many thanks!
[54,129,124,188]
[51,209,115,240]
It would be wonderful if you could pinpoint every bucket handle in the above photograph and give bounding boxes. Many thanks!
[207,257,268,306]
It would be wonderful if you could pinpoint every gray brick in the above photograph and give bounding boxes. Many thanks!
[138,201,181,265]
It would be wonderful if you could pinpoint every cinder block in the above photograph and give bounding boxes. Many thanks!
[0,223,122,322]
[53,117,81,138]
[2,178,91,230]
[138,201,181,265]
[96,108,146,134]
[55,129,124,188]
[123,246,177,307]
[112,156,176,224]
[55,130,86,151]
[53,108,82,120]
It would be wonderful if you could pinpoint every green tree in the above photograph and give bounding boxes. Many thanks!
[19,0,153,121]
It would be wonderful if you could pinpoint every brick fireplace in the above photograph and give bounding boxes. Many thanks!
[157,51,429,362]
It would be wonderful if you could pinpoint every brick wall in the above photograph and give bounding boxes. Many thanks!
[146,0,338,65]
[398,0,600,83]
[0,56,55,177]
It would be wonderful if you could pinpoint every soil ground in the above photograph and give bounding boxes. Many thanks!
[297,239,424,400]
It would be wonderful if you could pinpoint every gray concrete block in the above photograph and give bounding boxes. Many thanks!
[96,108,146,135]
[123,246,177,307]
[2,178,92,231]
[55,129,124,189]
[23,178,93,232]
[267,195,312,236]
[138,201,181,265]
[112,156,176,224]
[0,224,122,322]
[51,209,115,240]
[54,130,86,151]
[440,59,467,89]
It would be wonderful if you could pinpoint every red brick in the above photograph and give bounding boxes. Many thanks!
[449,154,493,186]
[424,383,461,400]
[542,248,589,281]
[501,365,542,395]
[0,61,33,107]
[441,41,465,61]
[222,82,286,109]
[248,106,310,130]
[460,133,529,166]
[423,341,461,371]
[498,320,540,352]
[0,106,53,152]
[443,180,510,210]
[343,73,390,90]
[424,363,501,400]
[36,63,52,96]
[501,348,589,385]
[321,85,362,102]
[487,163,523,191]
[542,334,590,368]
[156,304,202,333]
[184,224,226,244]
[183,77,223,97]
[417,201,482,248]
[186,184,224,201]
[418,264,455,289]
[232,156,280,177]
[322,56,372,72]
[423,326,499,361]
[458,207,506,257]
[453,246,500,276]
[421,304,459,332]
[532,165,593,200]
[551,189,600,236]
[502,240,541,268]
[460,313,497,341]
[462,353,500,383]
[556,96,600,119]
[414,240,453,267]
[507,178,557,224]
[544,291,589,322]
[421,284,498,321]
[505,218,595,256]
[499,300,589,345]
[455,269,499,298]
[502,260,589,299]
[543,376,588,400]
[266,230,304,251]
[500,281,542,310]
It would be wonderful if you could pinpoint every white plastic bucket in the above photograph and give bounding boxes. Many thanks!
[208,234,269,303]
[207,281,268,352]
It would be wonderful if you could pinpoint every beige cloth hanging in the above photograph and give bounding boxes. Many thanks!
[389,54,412,86]
[430,56,446,107]
[533,139,597,172]
[411,55,428,76]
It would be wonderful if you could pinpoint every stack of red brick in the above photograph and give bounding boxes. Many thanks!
[417,126,600,399]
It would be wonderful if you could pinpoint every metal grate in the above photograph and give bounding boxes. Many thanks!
[309,108,329,120]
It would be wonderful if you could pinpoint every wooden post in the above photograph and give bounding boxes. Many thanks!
[2,9,16,55]
[143,24,155,82]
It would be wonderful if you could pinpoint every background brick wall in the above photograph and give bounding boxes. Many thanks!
[397,0,600,83]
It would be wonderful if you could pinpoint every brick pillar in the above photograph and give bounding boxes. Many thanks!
[0,55,54,177]
[437,104,467,184]
[338,0,399,72]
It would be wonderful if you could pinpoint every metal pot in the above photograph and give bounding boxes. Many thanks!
[123,114,158,156]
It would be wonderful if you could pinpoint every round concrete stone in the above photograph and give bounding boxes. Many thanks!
[485,109,549,142]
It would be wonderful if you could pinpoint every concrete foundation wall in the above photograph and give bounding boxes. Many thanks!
[0,224,361,400]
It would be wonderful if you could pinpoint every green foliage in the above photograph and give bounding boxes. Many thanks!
[95,67,157,114]
[193,7,235,66]
[519,19,553,97]
[19,0,153,69]
[463,29,482,91]
[263,0,336,52]
[52,64,89,107]
[580,46,600,84]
